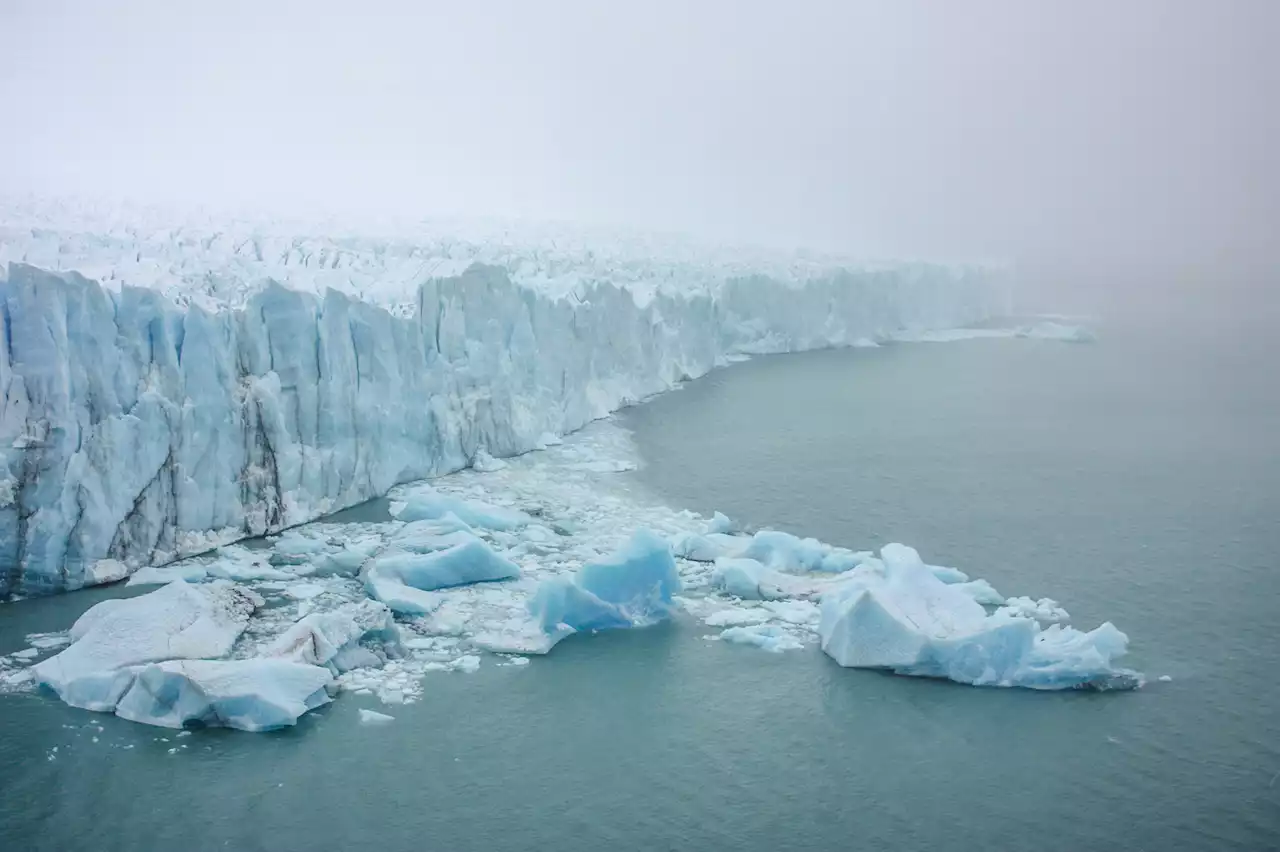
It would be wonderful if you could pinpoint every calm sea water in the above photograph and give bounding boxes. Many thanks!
[2,303,1277,851]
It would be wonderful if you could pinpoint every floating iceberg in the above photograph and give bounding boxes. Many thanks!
[266,599,401,673]
[359,708,396,725]
[367,536,520,592]
[710,557,792,600]
[529,529,680,645]
[392,491,531,531]
[114,659,333,732]
[819,545,1137,690]
[31,580,261,711]
[719,624,805,653]
[743,530,864,574]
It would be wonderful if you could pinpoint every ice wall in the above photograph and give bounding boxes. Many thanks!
[0,260,1001,596]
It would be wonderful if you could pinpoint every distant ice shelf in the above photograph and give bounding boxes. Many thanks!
[0,203,1007,596]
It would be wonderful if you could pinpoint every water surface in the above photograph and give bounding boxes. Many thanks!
[2,311,1276,851]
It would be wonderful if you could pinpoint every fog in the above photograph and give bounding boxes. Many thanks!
[2,0,1276,273]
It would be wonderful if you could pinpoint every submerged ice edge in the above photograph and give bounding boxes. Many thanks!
[0,257,1003,597]
[0,422,1142,733]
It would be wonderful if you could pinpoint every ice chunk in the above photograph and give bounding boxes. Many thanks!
[672,532,745,562]
[710,557,792,600]
[704,512,736,535]
[703,607,773,627]
[363,573,444,616]
[126,564,210,586]
[392,489,531,531]
[743,530,829,573]
[720,625,804,653]
[266,600,400,673]
[880,542,969,583]
[761,599,821,625]
[529,529,680,641]
[367,536,520,592]
[471,448,508,472]
[1016,321,1097,343]
[85,559,130,585]
[114,659,333,732]
[953,578,1005,605]
[998,596,1070,624]
[359,708,396,725]
[819,557,1136,689]
[32,581,262,711]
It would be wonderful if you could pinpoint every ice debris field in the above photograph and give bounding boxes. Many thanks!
[0,422,1140,732]
[0,200,1130,732]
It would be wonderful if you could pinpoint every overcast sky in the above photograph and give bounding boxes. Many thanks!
[1,0,1275,263]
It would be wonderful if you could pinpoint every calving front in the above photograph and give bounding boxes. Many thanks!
[0,258,999,596]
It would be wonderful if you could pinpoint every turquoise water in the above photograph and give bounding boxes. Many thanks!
[2,308,1277,851]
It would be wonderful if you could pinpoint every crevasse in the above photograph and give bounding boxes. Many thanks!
[0,260,1002,596]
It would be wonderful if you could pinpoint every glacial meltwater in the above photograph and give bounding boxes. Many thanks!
[2,306,1277,852]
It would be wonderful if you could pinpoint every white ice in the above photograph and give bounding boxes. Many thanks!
[114,659,333,732]
[31,580,261,710]
[359,708,396,725]
[819,544,1138,689]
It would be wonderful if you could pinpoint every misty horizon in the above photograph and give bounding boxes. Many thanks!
[3,0,1276,267]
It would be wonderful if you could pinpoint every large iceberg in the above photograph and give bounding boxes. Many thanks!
[529,528,681,645]
[818,544,1137,690]
[0,210,1002,597]
[31,580,261,710]
[114,659,333,732]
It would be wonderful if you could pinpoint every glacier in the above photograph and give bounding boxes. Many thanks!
[0,233,1001,596]
[0,202,1144,731]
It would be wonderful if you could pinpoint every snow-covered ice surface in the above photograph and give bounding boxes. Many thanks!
[1,418,1142,731]
[0,198,1010,597]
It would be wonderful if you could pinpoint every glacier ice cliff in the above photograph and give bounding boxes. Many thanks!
[0,253,1002,597]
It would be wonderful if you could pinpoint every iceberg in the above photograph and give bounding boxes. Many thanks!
[266,599,401,673]
[818,545,1136,690]
[710,557,792,600]
[363,573,443,616]
[720,624,805,653]
[366,536,520,592]
[31,580,261,710]
[0,225,1001,597]
[529,529,680,644]
[359,708,396,725]
[742,530,864,574]
[114,659,333,732]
